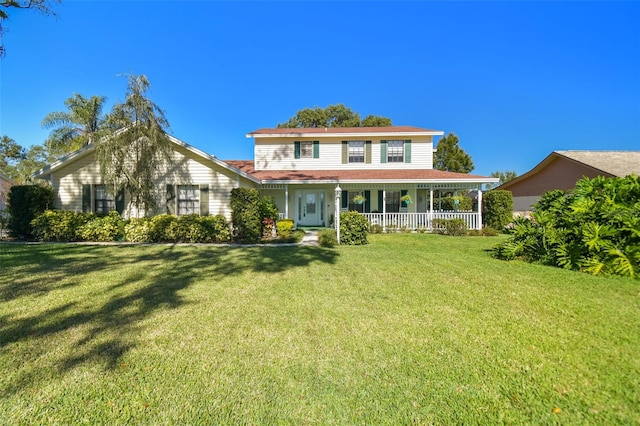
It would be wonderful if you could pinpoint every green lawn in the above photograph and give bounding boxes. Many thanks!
[1,235,638,424]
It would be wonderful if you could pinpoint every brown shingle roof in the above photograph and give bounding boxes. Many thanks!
[224,160,491,183]
[556,151,640,177]
[247,126,442,137]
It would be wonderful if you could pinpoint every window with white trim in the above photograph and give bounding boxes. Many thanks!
[348,141,365,163]
[178,185,200,215]
[385,191,400,213]
[300,141,313,158]
[387,140,404,163]
[94,185,115,214]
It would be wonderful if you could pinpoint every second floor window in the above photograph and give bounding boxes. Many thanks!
[387,140,404,163]
[300,142,313,158]
[348,141,365,163]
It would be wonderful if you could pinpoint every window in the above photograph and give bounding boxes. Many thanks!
[178,185,199,215]
[387,140,404,163]
[385,191,400,213]
[94,185,115,213]
[348,141,365,163]
[294,141,319,159]
[300,142,313,158]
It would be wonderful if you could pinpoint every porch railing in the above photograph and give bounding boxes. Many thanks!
[362,212,480,231]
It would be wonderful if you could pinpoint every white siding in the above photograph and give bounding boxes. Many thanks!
[254,136,433,171]
[51,146,256,220]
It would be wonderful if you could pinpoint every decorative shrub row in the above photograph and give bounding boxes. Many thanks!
[30,211,232,243]
[432,218,468,236]
[438,196,472,211]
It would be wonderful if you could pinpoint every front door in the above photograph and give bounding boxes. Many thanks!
[296,191,325,227]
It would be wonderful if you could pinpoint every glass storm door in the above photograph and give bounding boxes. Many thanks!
[297,191,325,226]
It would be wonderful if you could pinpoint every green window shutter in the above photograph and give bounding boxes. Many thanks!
[365,140,372,164]
[294,141,301,159]
[313,141,319,158]
[401,190,408,208]
[166,184,176,215]
[404,140,411,163]
[378,190,384,212]
[199,184,209,216]
[115,188,125,214]
[342,141,348,164]
[82,184,91,213]
[342,190,348,209]
[380,140,387,163]
[364,190,371,213]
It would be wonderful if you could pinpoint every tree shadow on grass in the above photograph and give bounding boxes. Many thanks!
[0,243,338,397]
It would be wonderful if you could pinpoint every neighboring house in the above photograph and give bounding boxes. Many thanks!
[0,173,14,212]
[497,150,640,214]
[33,126,499,230]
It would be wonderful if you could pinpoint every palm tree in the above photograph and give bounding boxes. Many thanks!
[42,94,107,157]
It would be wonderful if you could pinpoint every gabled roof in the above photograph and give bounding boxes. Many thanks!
[224,160,495,185]
[246,126,444,138]
[498,150,640,191]
[32,135,260,184]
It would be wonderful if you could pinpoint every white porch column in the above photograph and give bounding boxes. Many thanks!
[335,184,341,244]
[382,189,387,232]
[429,189,434,230]
[477,189,483,230]
[284,184,289,219]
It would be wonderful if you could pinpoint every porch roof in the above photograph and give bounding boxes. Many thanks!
[224,160,497,185]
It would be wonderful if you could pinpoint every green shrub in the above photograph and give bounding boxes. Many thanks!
[318,229,337,247]
[7,185,54,238]
[432,218,467,236]
[200,215,231,243]
[78,211,124,242]
[149,214,176,242]
[276,219,295,239]
[492,175,640,279]
[31,210,91,242]
[339,211,369,245]
[483,190,513,231]
[230,188,262,243]
[124,218,153,242]
[439,196,472,211]
[369,224,383,234]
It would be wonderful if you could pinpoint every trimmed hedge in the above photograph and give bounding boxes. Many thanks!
[438,196,472,211]
[339,211,369,245]
[483,190,513,231]
[31,211,231,243]
[7,185,54,239]
[432,218,467,236]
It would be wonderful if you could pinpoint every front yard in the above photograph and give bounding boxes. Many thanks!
[1,234,638,424]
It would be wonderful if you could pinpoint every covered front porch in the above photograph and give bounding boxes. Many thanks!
[261,182,485,231]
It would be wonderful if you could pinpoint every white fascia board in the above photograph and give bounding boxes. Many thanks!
[32,144,96,179]
[247,131,445,139]
[260,177,500,185]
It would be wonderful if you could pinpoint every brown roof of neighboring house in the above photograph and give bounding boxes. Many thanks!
[224,160,491,183]
[498,150,640,191]
[555,151,640,177]
[246,126,443,137]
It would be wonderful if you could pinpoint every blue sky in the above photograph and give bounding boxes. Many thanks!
[1,1,638,176]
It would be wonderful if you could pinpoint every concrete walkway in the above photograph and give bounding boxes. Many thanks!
[300,230,319,246]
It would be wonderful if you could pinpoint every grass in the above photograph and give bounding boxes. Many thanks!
[1,234,638,424]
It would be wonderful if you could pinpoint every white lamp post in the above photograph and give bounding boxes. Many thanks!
[334,184,341,244]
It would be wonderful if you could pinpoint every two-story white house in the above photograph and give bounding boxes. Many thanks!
[33,126,498,230]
